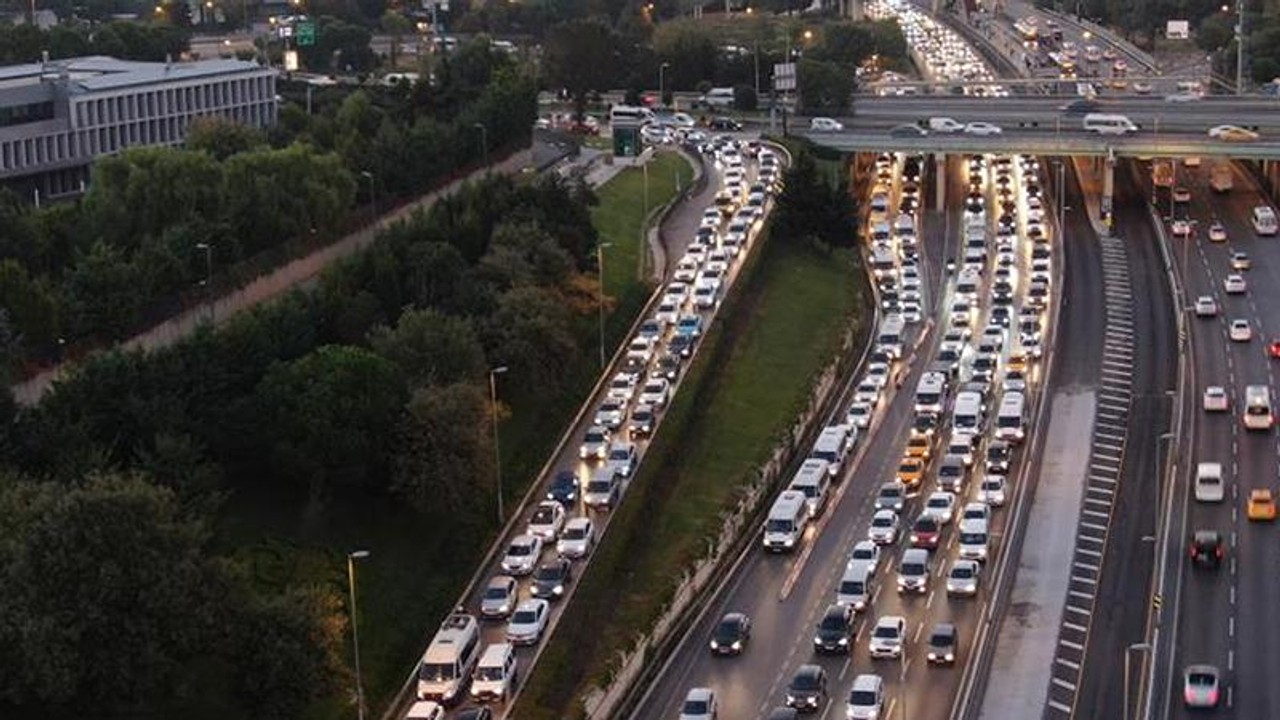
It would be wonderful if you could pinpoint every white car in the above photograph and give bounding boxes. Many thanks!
[868,509,900,545]
[869,615,906,658]
[1208,222,1228,242]
[527,500,566,541]
[866,362,892,389]
[962,501,990,523]
[557,516,595,559]
[674,257,699,283]
[679,687,718,720]
[605,441,638,477]
[639,378,670,407]
[946,559,981,596]
[505,598,550,645]
[1195,462,1225,503]
[479,575,519,618]
[924,491,958,525]
[810,117,845,132]
[847,401,873,428]
[1231,252,1251,270]
[1224,274,1247,294]
[964,121,1003,136]
[655,299,680,326]
[848,540,881,576]
[1230,319,1253,342]
[854,381,881,405]
[1194,296,1218,317]
[979,475,1007,507]
[1203,385,1229,412]
[501,534,543,576]
[1171,219,1191,237]
[594,399,625,429]
[606,372,638,401]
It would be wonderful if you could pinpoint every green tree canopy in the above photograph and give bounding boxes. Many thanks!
[369,308,488,388]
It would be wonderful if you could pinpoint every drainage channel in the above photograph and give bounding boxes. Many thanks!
[1043,235,1136,718]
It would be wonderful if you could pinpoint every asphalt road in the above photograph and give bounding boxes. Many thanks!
[1160,160,1280,719]
[629,147,1058,720]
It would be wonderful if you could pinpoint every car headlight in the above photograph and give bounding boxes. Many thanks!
[787,695,796,704]
[731,640,741,650]
[499,603,509,613]
[838,637,849,645]
[784,538,795,547]
[710,640,719,649]
[928,652,938,660]
[814,637,823,645]
[554,585,564,595]
[946,653,955,661]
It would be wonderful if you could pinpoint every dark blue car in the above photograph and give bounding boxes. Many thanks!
[546,471,579,505]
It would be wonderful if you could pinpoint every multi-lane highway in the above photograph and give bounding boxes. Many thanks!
[1158,159,1280,719]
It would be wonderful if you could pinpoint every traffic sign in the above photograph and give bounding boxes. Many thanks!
[774,62,796,92]
[297,21,316,46]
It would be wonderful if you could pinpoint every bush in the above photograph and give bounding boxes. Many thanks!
[733,84,759,111]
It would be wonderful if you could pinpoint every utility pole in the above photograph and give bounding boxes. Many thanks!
[1236,0,1247,95]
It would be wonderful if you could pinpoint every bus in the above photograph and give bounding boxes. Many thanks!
[1252,206,1278,236]
[1244,385,1273,430]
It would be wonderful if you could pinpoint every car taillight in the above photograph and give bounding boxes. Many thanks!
[1216,546,1224,557]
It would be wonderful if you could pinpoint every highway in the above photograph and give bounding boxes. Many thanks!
[628,139,1060,718]
[388,146,778,720]
[1158,159,1280,719]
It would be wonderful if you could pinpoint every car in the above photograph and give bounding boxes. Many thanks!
[1230,319,1253,342]
[547,470,580,505]
[1166,91,1201,103]
[889,123,928,137]
[926,623,959,665]
[765,708,799,720]
[868,615,906,659]
[813,603,857,654]
[905,435,931,460]
[964,121,1003,136]
[583,469,622,509]
[1194,296,1218,317]
[594,398,625,429]
[557,516,595,559]
[527,500,566,540]
[910,514,941,549]
[962,501,990,524]
[656,351,684,380]
[709,117,743,131]
[848,540,881,576]
[1247,488,1276,520]
[912,411,940,438]
[1203,386,1229,412]
[897,456,925,486]
[854,381,881,405]
[480,575,519,619]
[985,441,1011,474]
[455,708,493,720]
[847,402,873,428]
[1208,221,1228,242]
[1224,273,1247,294]
[1189,530,1224,568]
[1209,125,1259,142]
[679,687,718,720]
[868,509,900,545]
[980,475,1007,507]
[1271,339,1280,359]
[947,559,981,596]
[810,117,844,132]
[505,598,550,645]
[709,612,751,655]
[875,481,906,512]
[639,377,670,407]
[500,534,543,576]
[924,491,957,524]
[1060,98,1100,114]
[1231,251,1251,270]
[845,674,885,720]
[785,664,828,712]
[676,314,704,337]
[629,404,656,437]
[937,455,967,493]
[578,425,611,460]
[605,441,638,477]
[1183,665,1221,708]
[1171,219,1191,237]
[530,558,573,599]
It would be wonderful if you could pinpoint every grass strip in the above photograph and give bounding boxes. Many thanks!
[514,227,872,720]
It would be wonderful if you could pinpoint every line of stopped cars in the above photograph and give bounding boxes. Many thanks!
[404,140,782,720]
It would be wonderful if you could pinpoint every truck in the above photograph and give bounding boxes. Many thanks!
[1152,159,1174,188]
[1210,161,1234,193]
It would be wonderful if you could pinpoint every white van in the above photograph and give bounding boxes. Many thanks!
[895,213,917,235]
[958,518,990,561]
[928,117,965,133]
[470,643,517,703]
[1194,462,1225,502]
[995,391,1027,443]
[953,391,985,431]
[915,371,948,414]
[700,87,736,107]
[846,674,885,720]
[417,612,482,703]
[1082,113,1138,135]
[789,458,833,517]
[811,425,856,477]
[956,268,981,299]
[763,490,809,552]
[836,563,874,611]
[1252,205,1278,236]
[897,548,930,594]
[877,314,906,358]
[871,246,897,278]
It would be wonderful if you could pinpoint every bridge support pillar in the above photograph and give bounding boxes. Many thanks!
[935,153,946,212]
[1101,153,1115,231]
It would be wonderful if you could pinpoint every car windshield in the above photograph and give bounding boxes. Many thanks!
[930,632,953,647]
[915,518,937,530]
[587,480,611,493]
[873,625,899,639]
[532,507,554,523]
[853,546,874,560]
[563,525,587,540]
[585,431,605,443]
[928,497,950,509]
[983,480,1002,489]
[484,585,509,600]
[418,662,456,682]
[508,543,532,557]
[1188,673,1215,686]
[840,580,865,595]
[850,690,878,705]
[766,518,794,533]
[608,448,630,461]
[714,619,741,639]
[941,464,961,477]
[952,565,974,579]
[872,515,893,527]
[512,609,538,624]
[790,673,820,691]
[534,565,563,581]
[881,487,902,499]
[682,700,709,713]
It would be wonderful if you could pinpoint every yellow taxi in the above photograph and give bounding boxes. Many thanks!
[1008,352,1029,373]
[897,457,925,487]
[1247,488,1277,521]
[905,436,932,460]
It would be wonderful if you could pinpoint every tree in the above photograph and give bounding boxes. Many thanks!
[483,286,579,394]
[542,19,620,115]
[185,116,267,160]
[299,16,377,73]
[381,9,414,68]
[653,21,719,91]
[254,345,407,500]
[392,381,494,514]
[771,148,856,248]
[63,240,143,340]
[0,473,228,712]
[477,220,574,291]
[369,308,487,388]
[734,84,759,111]
[798,59,853,114]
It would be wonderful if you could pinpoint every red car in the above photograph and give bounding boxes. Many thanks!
[910,515,941,549]
[1269,340,1280,359]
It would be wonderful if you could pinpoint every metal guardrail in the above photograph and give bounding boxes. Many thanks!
[802,131,1280,160]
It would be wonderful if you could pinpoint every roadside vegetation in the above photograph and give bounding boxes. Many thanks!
[516,145,871,719]
[0,144,691,718]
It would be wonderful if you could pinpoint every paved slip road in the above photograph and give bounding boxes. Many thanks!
[1161,160,1280,720]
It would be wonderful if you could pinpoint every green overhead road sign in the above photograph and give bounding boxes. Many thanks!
[297,21,316,46]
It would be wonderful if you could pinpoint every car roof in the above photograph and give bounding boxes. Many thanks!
[685,687,715,701]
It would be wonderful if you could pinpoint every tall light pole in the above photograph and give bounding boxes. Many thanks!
[346,549,372,720]
[1235,0,1247,95]
[1125,642,1152,720]
[474,122,489,167]
[658,62,670,106]
[489,366,508,523]
[596,242,613,369]
[195,242,214,323]
[360,170,376,223]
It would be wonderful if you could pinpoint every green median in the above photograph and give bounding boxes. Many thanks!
[514,222,873,719]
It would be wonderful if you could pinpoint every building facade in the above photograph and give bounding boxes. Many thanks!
[0,55,277,201]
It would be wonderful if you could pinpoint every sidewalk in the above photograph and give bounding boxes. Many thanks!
[12,150,533,405]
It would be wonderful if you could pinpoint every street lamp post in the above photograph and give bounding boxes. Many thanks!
[346,550,372,720]
[195,242,214,322]
[659,62,670,106]
[596,243,613,369]
[489,366,509,523]
[359,170,376,223]
[1125,642,1153,720]
[1235,0,1247,95]
[474,122,489,167]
